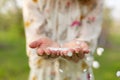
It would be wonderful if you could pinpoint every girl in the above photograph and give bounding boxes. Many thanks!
[23,0,103,80]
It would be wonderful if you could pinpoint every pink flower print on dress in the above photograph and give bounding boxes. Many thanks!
[87,72,93,80]
[71,20,82,27]
[66,1,71,7]
[87,16,96,24]
[87,73,90,80]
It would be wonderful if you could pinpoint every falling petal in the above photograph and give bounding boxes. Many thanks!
[97,47,104,56]
[67,51,73,57]
[86,56,94,61]
[71,21,82,27]
[83,69,87,72]
[31,49,37,54]
[116,71,120,77]
[92,61,100,69]
[59,69,64,73]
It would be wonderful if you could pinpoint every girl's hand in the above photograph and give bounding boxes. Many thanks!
[29,37,60,59]
[61,40,89,62]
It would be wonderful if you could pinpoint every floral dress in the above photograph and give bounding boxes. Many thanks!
[23,0,103,80]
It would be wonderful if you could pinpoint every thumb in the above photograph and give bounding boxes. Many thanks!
[81,42,89,54]
[29,40,42,48]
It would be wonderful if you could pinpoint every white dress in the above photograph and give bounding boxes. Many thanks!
[23,0,103,80]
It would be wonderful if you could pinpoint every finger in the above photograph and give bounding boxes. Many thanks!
[48,49,52,55]
[59,50,63,56]
[62,50,68,56]
[51,50,59,58]
[83,49,90,54]
[29,40,42,48]
[69,49,75,53]
[50,50,56,54]
[45,49,51,55]
[56,50,60,56]
[48,49,55,57]
[77,48,83,53]
[81,42,89,50]
[75,48,81,53]
[75,48,85,59]
[53,50,58,55]
[50,50,56,57]
[37,48,44,56]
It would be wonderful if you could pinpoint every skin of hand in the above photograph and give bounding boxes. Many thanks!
[61,40,90,62]
[29,37,89,62]
[29,37,60,59]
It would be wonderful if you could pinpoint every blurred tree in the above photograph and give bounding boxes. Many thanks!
[0,0,24,37]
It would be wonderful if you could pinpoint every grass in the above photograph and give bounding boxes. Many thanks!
[0,30,120,80]
[0,33,29,80]
[0,40,29,80]
[94,48,120,80]
[94,33,120,80]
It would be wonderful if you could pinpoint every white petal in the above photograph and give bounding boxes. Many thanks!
[92,61,100,69]
[97,47,104,56]
[31,49,37,54]
[67,51,73,57]
[116,71,120,77]
[59,69,63,73]
[86,56,94,61]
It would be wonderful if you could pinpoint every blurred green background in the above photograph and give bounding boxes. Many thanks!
[0,0,120,80]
